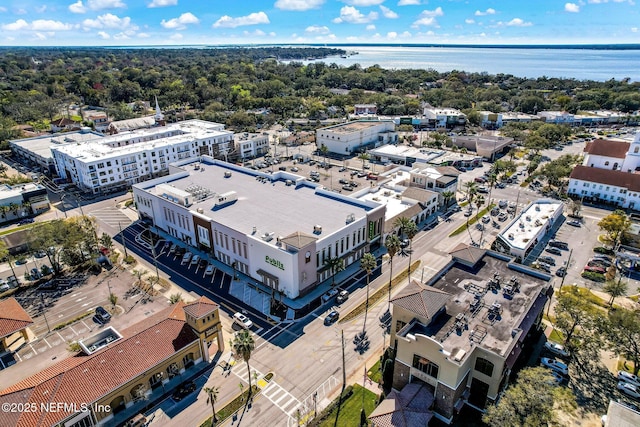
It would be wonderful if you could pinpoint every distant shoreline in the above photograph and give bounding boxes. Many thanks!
[0,43,639,51]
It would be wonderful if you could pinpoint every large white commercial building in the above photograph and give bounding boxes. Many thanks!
[493,199,564,260]
[422,107,466,129]
[568,134,640,209]
[316,120,397,155]
[235,132,270,159]
[51,120,234,194]
[133,157,386,299]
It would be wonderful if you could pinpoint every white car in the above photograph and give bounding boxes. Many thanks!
[618,371,640,387]
[190,254,200,265]
[233,312,253,329]
[617,382,640,399]
[204,265,215,276]
[322,288,339,302]
[181,252,192,264]
[541,358,569,376]
[544,341,570,358]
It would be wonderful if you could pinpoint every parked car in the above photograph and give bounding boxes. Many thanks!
[498,200,508,209]
[496,182,506,189]
[534,262,551,273]
[567,220,582,227]
[322,288,339,302]
[584,265,605,274]
[548,240,569,250]
[181,252,193,264]
[476,223,484,231]
[0,283,9,292]
[464,210,473,217]
[198,258,208,268]
[618,371,640,387]
[617,382,640,399]
[498,212,508,222]
[172,381,197,402]
[18,218,34,225]
[169,244,178,254]
[336,290,349,304]
[95,306,111,322]
[544,341,570,358]
[290,167,299,172]
[541,358,569,376]
[190,254,200,265]
[233,312,253,329]
[481,216,490,224]
[324,310,339,325]
[477,186,489,193]
[339,179,349,185]
[555,267,567,277]
[546,247,562,256]
[538,256,556,266]
[342,185,354,191]
[204,265,215,276]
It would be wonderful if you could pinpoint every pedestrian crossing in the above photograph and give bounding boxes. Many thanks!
[90,206,134,228]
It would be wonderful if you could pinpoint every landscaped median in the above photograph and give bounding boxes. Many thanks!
[199,384,261,427]
[339,260,421,324]
[448,203,496,237]
[308,384,378,427]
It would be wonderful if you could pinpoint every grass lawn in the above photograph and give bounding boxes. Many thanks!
[318,384,378,427]
[367,360,382,384]
[449,204,495,237]
[548,328,565,344]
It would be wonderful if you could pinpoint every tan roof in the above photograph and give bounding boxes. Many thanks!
[183,296,219,319]
[570,165,640,192]
[401,187,437,202]
[0,298,34,338]
[0,300,205,427]
[385,205,424,233]
[449,243,487,266]
[280,231,317,249]
[584,139,629,159]
[368,383,434,427]
[391,281,451,319]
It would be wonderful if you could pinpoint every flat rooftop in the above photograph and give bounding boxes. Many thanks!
[400,253,548,361]
[10,130,104,160]
[500,200,563,251]
[369,144,477,164]
[322,120,389,135]
[146,159,378,241]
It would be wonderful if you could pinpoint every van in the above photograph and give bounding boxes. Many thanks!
[336,290,349,304]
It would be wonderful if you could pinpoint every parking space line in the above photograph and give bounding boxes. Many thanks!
[42,337,52,348]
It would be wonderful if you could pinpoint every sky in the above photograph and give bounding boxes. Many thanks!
[0,0,638,46]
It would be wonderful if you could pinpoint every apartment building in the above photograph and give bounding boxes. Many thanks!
[316,119,397,155]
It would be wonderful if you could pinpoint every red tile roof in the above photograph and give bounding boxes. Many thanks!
[183,296,219,319]
[0,299,207,427]
[0,298,34,338]
[584,139,629,159]
[570,165,640,192]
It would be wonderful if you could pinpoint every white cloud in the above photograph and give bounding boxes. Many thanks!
[274,0,324,10]
[137,32,150,38]
[507,18,532,27]
[87,0,126,10]
[398,0,421,5]
[475,8,496,16]
[69,1,87,13]
[31,20,74,31]
[305,25,330,34]
[113,32,130,40]
[632,27,638,32]
[213,11,270,28]
[366,24,376,30]
[34,32,47,40]
[148,0,177,7]
[412,7,443,27]
[169,33,183,40]
[15,8,27,15]
[161,12,199,29]
[333,6,378,23]
[380,5,398,19]
[342,0,384,5]
[2,19,29,31]
[244,29,266,37]
[98,30,110,38]
[465,18,475,24]
[82,13,137,30]
[565,3,580,12]
[387,31,397,39]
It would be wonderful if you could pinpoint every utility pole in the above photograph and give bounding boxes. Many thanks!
[118,221,128,259]
[41,294,50,334]
[559,248,573,290]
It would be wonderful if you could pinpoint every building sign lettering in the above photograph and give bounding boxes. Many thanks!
[265,255,285,270]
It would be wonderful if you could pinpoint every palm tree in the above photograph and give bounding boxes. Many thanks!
[358,152,370,171]
[204,386,220,424]
[360,253,377,335]
[324,257,345,287]
[320,143,329,167]
[0,240,16,279]
[403,221,419,284]
[464,181,479,245]
[232,329,256,395]
[441,191,454,209]
[384,235,401,311]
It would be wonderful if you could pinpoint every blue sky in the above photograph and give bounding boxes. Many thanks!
[0,0,638,46]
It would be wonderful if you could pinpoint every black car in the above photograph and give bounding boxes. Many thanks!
[548,240,569,250]
[175,247,186,257]
[95,306,111,322]
[172,381,197,401]
[339,179,349,185]
[546,247,562,256]
[19,218,34,225]
[324,310,339,325]
[198,258,208,268]
[555,267,567,277]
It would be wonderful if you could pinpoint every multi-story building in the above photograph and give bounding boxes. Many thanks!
[50,120,234,194]
[408,165,460,195]
[493,199,564,261]
[316,119,397,155]
[422,107,466,129]
[479,111,539,129]
[0,296,224,427]
[235,132,270,159]
[354,104,377,116]
[0,182,50,224]
[367,144,480,169]
[83,110,111,132]
[568,134,640,209]
[537,110,575,125]
[389,245,552,424]
[133,156,386,300]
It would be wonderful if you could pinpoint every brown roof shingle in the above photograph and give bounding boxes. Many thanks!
[0,298,34,338]
[584,139,629,159]
[183,296,219,319]
[570,165,640,192]
[368,383,434,427]
[391,281,451,319]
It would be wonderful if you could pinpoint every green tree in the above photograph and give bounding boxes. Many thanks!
[108,292,118,309]
[483,367,576,427]
[360,252,377,335]
[441,190,455,208]
[384,234,401,311]
[603,274,628,309]
[358,152,370,171]
[324,257,345,287]
[601,309,640,375]
[0,239,16,279]
[598,210,631,248]
[204,386,220,424]
[554,289,597,347]
[320,143,329,166]
[232,329,256,395]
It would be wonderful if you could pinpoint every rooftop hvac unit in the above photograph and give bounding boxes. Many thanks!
[262,232,274,241]
[313,225,322,234]
[197,208,204,214]
[346,213,355,224]
[224,171,232,178]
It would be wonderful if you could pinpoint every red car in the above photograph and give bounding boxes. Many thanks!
[584,265,605,274]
